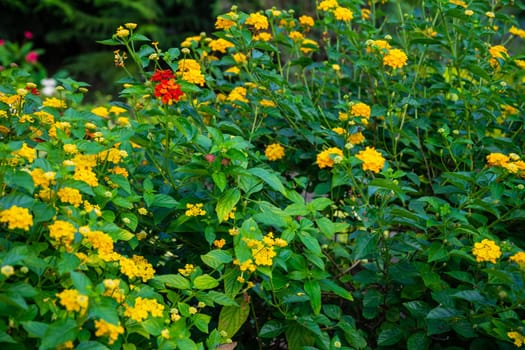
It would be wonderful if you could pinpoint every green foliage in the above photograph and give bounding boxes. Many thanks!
[1,0,525,349]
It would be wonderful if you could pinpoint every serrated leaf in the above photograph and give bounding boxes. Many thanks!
[248,168,286,195]
[377,327,403,346]
[70,271,92,294]
[426,307,459,320]
[121,212,138,231]
[207,291,238,306]
[153,274,191,289]
[218,296,250,338]
[194,313,211,333]
[41,319,78,350]
[151,194,178,208]
[216,188,240,223]
[212,172,227,193]
[259,320,285,338]
[193,274,219,290]
[407,332,430,350]
[201,250,233,269]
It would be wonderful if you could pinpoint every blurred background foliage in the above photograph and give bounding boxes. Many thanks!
[0,0,523,102]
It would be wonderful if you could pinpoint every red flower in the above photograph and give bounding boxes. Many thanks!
[25,51,38,64]
[151,69,175,82]
[24,31,33,40]
[154,79,183,105]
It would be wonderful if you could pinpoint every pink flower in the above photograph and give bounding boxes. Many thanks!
[24,31,33,40]
[0,39,5,46]
[25,51,38,64]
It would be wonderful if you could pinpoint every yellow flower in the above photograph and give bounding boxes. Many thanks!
[178,263,195,276]
[332,127,345,135]
[216,12,237,30]
[333,7,353,21]
[508,331,525,347]
[510,26,525,39]
[348,132,365,145]
[13,143,36,163]
[299,15,315,27]
[316,147,344,168]
[124,23,137,30]
[124,297,164,322]
[300,38,319,54]
[56,289,89,314]
[489,45,508,67]
[366,39,391,53]
[485,11,495,18]
[49,220,76,248]
[185,203,207,216]
[119,255,156,282]
[472,239,501,263]
[361,8,371,20]
[115,26,130,38]
[181,35,202,48]
[1,265,15,278]
[57,187,83,208]
[0,206,33,231]
[177,59,205,86]
[486,152,510,167]
[227,86,249,103]
[449,0,467,7]
[213,238,226,249]
[260,99,276,107]
[253,32,272,41]
[289,31,305,41]
[318,0,339,11]
[232,52,247,64]
[161,329,171,339]
[510,252,525,268]
[83,228,116,261]
[356,146,385,173]
[265,143,285,161]
[383,48,408,69]
[94,319,124,344]
[30,168,56,188]
[42,97,67,109]
[209,38,235,53]
[351,102,371,119]
[245,12,269,30]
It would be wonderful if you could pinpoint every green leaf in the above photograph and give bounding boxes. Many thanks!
[206,291,238,306]
[248,168,286,195]
[193,274,219,290]
[427,242,449,262]
[121,212,138,231]
[76,341,111,350]
[212,172,227,193]
[5,170,34,193]
[142,317,164,336]
[407,332,430,350]
[377,327,403,346]
[153,274,191,290]
[217,296,250,338]
[452,290,485,303]
[96,38,121,46]
[150,194,178,208]
[108,174,131,194]
[70,271,93,294]
[308,197,332,211]
[22,321,49,338]
[193,313,211,333]
[175,338,198,350]
[41,319,78,350]
[319,279,353,301]
[88,298,119,325]
[0,331,16,343]
[286,322,316,350]
[201,250,233,269]
[216,188,240,223]
[112,196,133,209]
[259,320,285,338]
[426,307,459,320]
[297,230,321,255]
[304,280,321,315]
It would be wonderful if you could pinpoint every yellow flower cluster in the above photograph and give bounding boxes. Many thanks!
[510,26,525,39]
[227,86,249,104]
[265,143,285,161]
[56,289,89,314]
[124,297,164,322]
[472,239,501,263]
[94,319,124,345]
[13,143,36,163]
[57,187,83,207]
[103,279,125,303]
[299,15,315,27]
[383,48,408,69]
[510,252,525,268]
[449,0,467,7]
[178,263,196,276]
[244,232,287,266]
[245,12,269,30]
[42,97,67,109]
[119,255,156,282]
[178,59,205,86]
[209,38,235,53]
[317,0,338,11]
[351,102,372,125]
[185,203,207,216]
[0,205,33,231]
[489,45,508,67]
[253,32,272,41]
[316,147,343,169]
[82,227,116,261]
[71,153,99,187]
[486,152,525,175]
[49,220,76,250]
[508,331,525,347]
[333,7,353,22]
[356,146,386,173]
[348,132,365,145]
[213,238,226,248]
[215,11,237,30]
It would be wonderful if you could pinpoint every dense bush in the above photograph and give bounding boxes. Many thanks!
[1,0,525,349]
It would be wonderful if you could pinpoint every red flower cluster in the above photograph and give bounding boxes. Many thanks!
[151,69,183,105]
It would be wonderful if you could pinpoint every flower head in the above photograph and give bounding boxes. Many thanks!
[355,146,385,173]
[265,143,285,161]
[245,12,269,30]
[57,289,89,314]
[383,48,408,69]
[316,147,344,168]
[472,239,501,263]
[0,206,33,231]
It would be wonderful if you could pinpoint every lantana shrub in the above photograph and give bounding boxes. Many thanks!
[1,1,525,349]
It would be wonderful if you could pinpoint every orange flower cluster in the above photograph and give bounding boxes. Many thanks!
[151,69,184,105]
